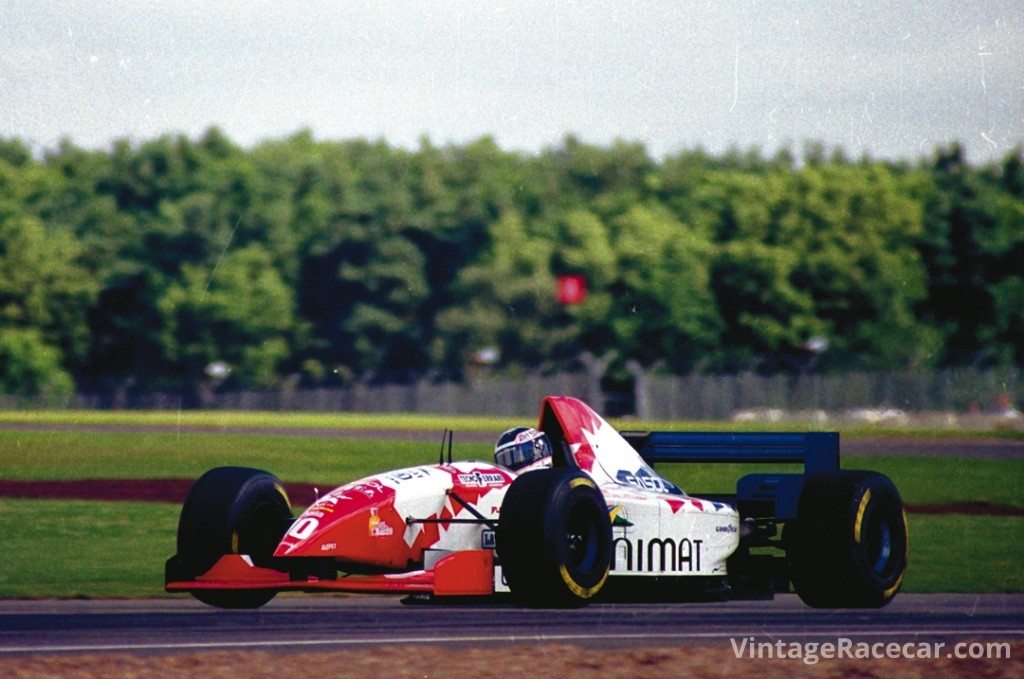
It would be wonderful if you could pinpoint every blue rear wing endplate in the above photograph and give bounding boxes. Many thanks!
[622,431,841,520]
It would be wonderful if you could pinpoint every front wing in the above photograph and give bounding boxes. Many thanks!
[165,550,496,598]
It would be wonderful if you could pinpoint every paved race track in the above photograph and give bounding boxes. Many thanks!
[1,594,1022,655]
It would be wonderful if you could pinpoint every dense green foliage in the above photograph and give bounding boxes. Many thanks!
[0,130,1021,397]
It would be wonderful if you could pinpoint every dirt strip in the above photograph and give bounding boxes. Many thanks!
[1,641,1021,678]
[0,478,1021,516]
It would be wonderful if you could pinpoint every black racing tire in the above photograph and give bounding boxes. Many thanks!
[787,470,908,608]
[497,468,612,607]
[174,466,293,609]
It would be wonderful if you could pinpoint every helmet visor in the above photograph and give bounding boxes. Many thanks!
[495,430,551,470]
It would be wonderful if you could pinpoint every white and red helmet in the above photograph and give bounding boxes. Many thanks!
[494,427,553,471]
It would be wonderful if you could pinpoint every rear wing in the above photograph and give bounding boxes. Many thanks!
[621,431,841,520]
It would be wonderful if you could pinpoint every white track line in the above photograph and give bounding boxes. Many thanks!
[3,629,1022,654]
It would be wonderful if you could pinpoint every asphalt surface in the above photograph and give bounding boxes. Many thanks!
[1,594,1021,655]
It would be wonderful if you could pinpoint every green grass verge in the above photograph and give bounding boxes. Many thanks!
[0,500,1018,599]
[658,456,1024,508]
[1,408,1020,439]
[901,514,1024,592]
[0,410,517,433]
[0,430,493,484]
[0,499,178,599]
[0,425,1021,598]
[2,430,1020,507]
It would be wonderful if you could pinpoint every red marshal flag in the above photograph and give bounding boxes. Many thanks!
[556,274,588,305]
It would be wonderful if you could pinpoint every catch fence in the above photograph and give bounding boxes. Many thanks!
[36,367,1023,422]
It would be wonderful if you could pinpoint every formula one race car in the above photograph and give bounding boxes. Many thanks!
[166,396,908,609]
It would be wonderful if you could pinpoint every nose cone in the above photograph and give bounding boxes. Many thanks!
[272,474,421,569]
[272,462,512,568]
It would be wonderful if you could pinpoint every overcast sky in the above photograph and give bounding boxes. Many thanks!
[3,1,1022,164]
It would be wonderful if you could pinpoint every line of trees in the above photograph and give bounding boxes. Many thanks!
[0,129,1021,401]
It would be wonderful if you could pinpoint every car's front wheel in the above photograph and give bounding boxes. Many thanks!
[497,468,612,607]
[170,466,294,609]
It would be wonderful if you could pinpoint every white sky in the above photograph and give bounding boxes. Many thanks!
[2,1,1022,163]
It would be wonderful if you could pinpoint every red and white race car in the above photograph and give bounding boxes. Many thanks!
[166,396,908,608]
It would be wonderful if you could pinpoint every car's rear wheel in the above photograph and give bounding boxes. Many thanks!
[172,466,293,609]
[787,470,907,608]
[497,468,612,607]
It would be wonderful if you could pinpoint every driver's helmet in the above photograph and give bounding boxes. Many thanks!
[494,426,553,471]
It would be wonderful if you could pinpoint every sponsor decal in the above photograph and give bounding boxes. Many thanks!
[320,542,337,552]
[481,529,496,549]
[609,505,634,527]
[716,524,738,533]
[494,565,510,593]
[287,517,319,540]
[355,480,386,499]
[517,429,540,444]
[457,471,506,487]
[368,508,395,537]
[612,536,703,573]
[386,468,432,483]
[615,468,682,495]
[310,494,343,511]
